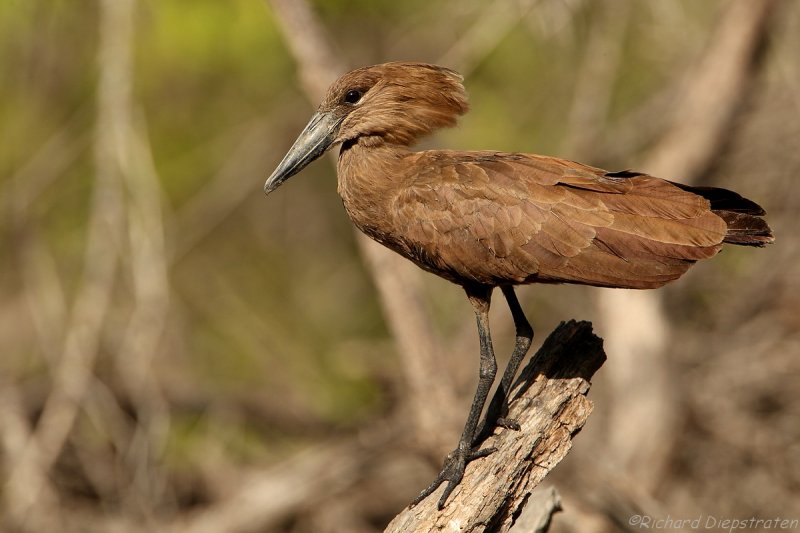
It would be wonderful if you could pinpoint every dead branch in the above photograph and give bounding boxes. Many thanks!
[508,486,562,533]
[385,321,605,533]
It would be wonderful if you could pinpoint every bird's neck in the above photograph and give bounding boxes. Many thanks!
[337,136,410,243]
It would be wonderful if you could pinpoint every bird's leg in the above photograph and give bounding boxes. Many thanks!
[411,285,498,509]
[475,285,534,444]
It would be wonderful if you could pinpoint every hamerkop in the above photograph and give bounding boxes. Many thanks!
[264,62,773,508]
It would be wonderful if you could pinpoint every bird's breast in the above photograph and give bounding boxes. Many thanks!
[337,144,406,238]
[338,162,396,241]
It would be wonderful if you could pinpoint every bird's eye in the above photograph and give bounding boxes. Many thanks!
[344,89,363,104]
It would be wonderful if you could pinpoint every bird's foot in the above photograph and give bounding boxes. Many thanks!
[495,416,520,431]
[475,410,521,444]
[410,444,496,509]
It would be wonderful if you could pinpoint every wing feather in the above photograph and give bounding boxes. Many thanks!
[390,151,727,288]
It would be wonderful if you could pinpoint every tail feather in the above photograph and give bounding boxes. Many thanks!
[671,182,774,247]
[715,210,774,247]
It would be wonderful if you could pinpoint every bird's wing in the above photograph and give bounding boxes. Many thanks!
[391,151,727,288]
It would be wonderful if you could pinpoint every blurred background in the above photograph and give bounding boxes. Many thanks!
[1,0,798,531]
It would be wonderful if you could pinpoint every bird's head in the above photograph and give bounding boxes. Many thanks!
[264,62,469,194]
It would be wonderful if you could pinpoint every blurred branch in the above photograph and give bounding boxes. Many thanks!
[169,432,389,533]
[386,322,604,532]
[597,0,778,492]
[3,0,134,524]
[117,115,170,407]
[168,119,273,262]
[8,122,88,366]
[509,486,562,533]
[523,0,588,40]
[0,384,61,531]
[643,0,776,181]
[266,0,342,97]
[562,0,631,160]
[3,115,87,217]
[267,0,460,453]
[438,0,539,76]
[113,112,173,519]
[17,206,69,367]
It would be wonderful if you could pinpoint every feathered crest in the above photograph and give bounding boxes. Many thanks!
[321,62,469,146]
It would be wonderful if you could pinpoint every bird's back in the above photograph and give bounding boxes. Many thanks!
[385,150,771,289]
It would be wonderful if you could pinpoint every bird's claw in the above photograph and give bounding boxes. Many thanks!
[411,445,497,509]
[475,412,521,443]
[496,416,521,431]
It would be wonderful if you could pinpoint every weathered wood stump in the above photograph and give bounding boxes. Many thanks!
[386,320,606,532]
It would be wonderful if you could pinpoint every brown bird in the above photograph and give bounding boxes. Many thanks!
[264,62,773,508]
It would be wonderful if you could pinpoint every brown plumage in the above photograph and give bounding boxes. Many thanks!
[264,62,773,509]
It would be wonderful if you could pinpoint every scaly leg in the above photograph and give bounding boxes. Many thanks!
[411,284,498,509]
[475,285,534,444]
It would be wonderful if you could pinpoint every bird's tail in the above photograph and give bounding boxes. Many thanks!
[673,183,775,247]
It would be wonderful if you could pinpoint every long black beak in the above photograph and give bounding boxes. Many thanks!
[264,111,340,194]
